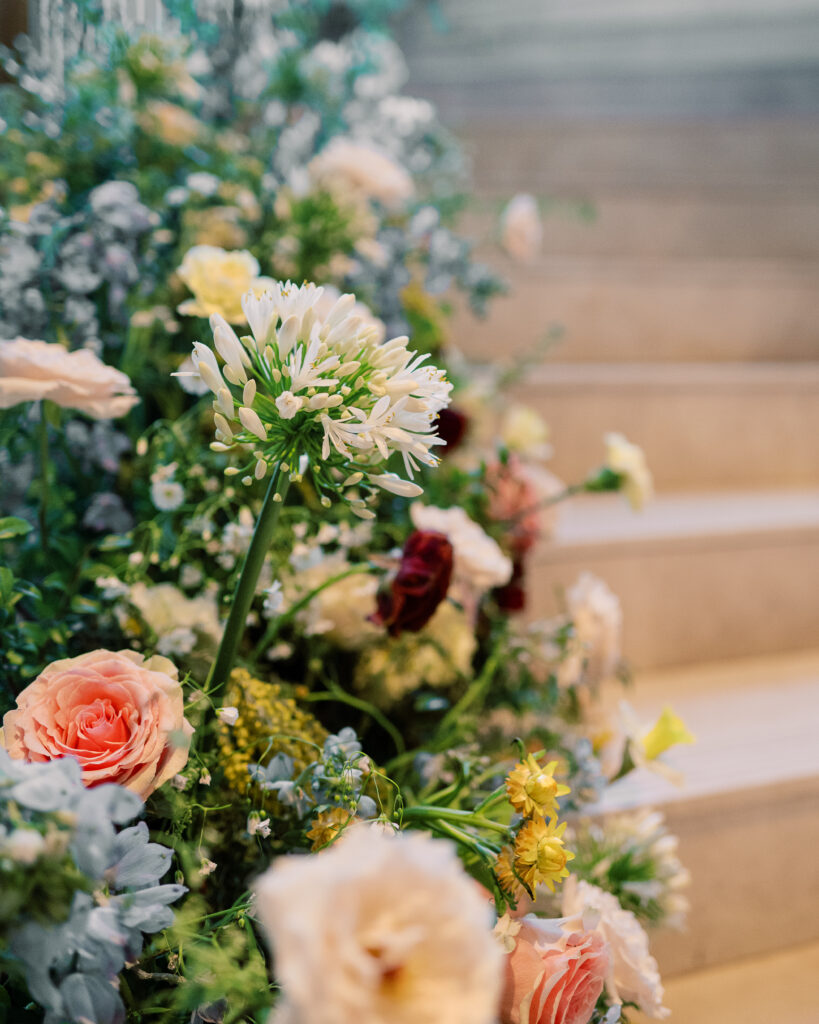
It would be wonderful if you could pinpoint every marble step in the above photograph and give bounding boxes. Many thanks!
[635,942,819,1024]
[596,650,819,980]
[511,363,819,490]
[530,491,819,669]
[452,256,819,362]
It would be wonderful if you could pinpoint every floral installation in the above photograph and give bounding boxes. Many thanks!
[0,3,691,1023]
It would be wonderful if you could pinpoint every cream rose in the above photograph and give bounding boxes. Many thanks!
[603,433,653,511]
[410,503,513,593]
[562,877,669,1019]
[176,245,272,323]
[254,826,502,1024]
[0,338,139,418]
[1,650,193,799]
[308,136,415,207]
[500,194,543,264]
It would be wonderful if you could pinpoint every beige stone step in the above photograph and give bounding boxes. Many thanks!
[452,256,819,362]
[530,491,819,669]
[595,650,819,980]
[454,119,819,194]
[634,941,819,1024]
[511,363,819,490]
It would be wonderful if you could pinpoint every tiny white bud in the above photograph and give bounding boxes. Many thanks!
[342,472,364,487]
[255,459,267,480]
[224,466,241,476]
[216,388,234,418]
[136,438,149,456]
[243,379,257,406]
[217,706,239,726]
[239,406,268,441]
[242,475,253,486]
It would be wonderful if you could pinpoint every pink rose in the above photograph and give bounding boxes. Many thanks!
[500,918,609,1024]
[1,650,193,798]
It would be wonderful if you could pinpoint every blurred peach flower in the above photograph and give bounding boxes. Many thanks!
[0,338,139,418]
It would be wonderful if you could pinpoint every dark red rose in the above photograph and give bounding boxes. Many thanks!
[435,406,469,455]
[369,530,454,637]
[493,556,527,613]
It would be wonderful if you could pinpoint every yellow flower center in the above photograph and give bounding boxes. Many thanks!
[536,836,568,875]
[525,772,558,805]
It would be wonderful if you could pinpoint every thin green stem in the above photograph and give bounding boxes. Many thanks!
[402,805,511,838]
[206,465,290,694]
[38,401,50,552]
[303,687,405,755]
[437,642,504,736]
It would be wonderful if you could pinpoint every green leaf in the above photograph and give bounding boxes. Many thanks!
[0,518,33,541]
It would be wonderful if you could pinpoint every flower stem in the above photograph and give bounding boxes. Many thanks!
[38,401,50,552]
[206,464,290,694]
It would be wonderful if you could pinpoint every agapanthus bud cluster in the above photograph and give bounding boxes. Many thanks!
[183,281,452,514]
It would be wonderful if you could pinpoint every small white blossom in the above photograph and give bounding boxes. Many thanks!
[151,477,185,511]
[248,815,272,838]
[218,706,240,726]
[199,857,218,877]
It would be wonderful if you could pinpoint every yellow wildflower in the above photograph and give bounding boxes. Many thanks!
[505,754,570,820]
[306,807,354,851]
[216,668,327,794]
[513,816,575,894]
[641,707,695,762]
[176,245,272,323]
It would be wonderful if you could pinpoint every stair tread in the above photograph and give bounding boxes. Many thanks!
[525,361,819,389]
[634,941,819,1024]
[596,649,819,812]
[542,490,819,551]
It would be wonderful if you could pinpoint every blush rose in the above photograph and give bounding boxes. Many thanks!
[369,530,454,636]
[500,917,609,1024]
[1,649,193,799]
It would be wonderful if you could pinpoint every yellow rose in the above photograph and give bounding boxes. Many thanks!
[176,245,270,324]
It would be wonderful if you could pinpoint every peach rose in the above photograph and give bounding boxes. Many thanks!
[500,917,609,1024]
[1,650,193,798]
[0,338,139,418]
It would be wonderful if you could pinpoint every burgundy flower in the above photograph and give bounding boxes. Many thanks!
[435,406,469,455]
[370,530,454,637]
[494,556,527,613]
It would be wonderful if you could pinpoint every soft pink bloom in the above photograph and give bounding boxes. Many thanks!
[500,917,609,1024]
[1,650,193,798]
[0,338,139,418]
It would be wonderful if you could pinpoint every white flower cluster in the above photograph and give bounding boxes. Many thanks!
[182,281,452,513]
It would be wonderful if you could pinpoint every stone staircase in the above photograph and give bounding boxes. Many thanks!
[397,1,819,1016]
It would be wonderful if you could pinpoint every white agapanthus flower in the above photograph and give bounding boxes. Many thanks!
[562,876,669,1019]
[179,281,451,512]
[409,503,513,592]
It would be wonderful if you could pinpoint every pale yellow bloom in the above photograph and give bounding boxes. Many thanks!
[604,432,653,510]
[142,100,200,146]
[500,405,550,457]
[176,245,271,323]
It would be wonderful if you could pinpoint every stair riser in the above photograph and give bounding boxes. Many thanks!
[453,260,819,362]
[529,531,819,669]
[513,377,819,490]
[638,778,819,976]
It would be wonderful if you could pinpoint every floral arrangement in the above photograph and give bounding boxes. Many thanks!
[0,3,692,1023]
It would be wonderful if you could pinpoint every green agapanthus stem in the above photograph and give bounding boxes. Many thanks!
[402,804,511,838]
[206,464,290,694]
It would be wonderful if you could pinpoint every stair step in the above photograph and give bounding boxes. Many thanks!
[452,120,819,196]
[453,255,819,362]
[634,940,819,1024]
[512,363,819,490]
[594,650,819,978]
[530,491,819,668]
